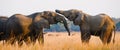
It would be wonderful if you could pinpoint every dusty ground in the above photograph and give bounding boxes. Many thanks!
[0,32,120,50]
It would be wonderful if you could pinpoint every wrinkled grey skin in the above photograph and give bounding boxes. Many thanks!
[55,9,115,44]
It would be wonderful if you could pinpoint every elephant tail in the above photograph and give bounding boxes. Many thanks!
[113,25,116,44]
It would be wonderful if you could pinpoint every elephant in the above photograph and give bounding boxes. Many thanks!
[4,11,70,46]
[3,14,50,46]
[0,16,8,41]
[27,11,70,44]
[4,14,33,46]
[26,15,50,45]
[55,9,116,44]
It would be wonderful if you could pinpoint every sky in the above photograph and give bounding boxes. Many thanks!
[0,0,119,18]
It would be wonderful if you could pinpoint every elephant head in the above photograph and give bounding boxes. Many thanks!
[41,11,70,36]
[33,16,50,29]
[56,9,116,44]
[55,9,86,25]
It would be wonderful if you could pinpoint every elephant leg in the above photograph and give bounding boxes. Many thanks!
[24,35,31,45]
[30,34,36,45]
[38,34,44,44]
[80,25,91,44]
[29,37,35,45]
[29,31,37,45]
[100,33,107,44]
[10,37,16,45]
[18,39,23,46]
[8,38,14,45]
[107,30,113,44]
[100,28,111,44]
[38,30,44,44]
[26,37,31,45]
[81,32,91,43]
[18,35,24,46]
[6,37,15,45]
[29,30,37,45]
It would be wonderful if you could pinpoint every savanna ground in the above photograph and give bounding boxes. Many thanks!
[0,32,120,50]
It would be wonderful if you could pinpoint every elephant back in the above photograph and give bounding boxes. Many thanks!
[5,14,32,38]
[14,14,32,35]
[27,12,40,21]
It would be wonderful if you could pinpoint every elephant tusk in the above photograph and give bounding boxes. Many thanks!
[56,13,68,21]
[56,13,70,24]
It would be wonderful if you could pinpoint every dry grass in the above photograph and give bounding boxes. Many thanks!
[0,32,120,50]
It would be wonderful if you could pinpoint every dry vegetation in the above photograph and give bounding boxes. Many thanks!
[0,32,120,50]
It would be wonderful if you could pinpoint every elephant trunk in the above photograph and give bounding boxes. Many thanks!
[63,17,70,36]
[56,13,70,36]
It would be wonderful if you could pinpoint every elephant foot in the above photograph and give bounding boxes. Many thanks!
[81,33,91,44]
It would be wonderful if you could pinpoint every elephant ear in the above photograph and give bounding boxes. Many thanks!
[41,11,56,24]
[74,11,87,25]
[76,11,83,21]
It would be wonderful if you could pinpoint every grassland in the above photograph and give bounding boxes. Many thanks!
[0,32,120,50]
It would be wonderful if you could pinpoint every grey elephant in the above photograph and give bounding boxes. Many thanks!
[0,16,8,41]
[27,11,70,45]
[4,11,70,46]
[4,14,50,46]
[4,14,34,46]
[55,9,115,44]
